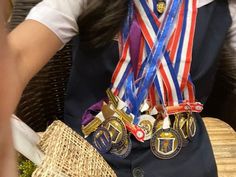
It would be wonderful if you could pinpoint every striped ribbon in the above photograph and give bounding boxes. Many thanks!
[111,0,200,122]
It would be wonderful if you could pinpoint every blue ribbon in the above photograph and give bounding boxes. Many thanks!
[131,0,182,124]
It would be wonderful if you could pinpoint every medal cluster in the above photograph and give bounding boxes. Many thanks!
[82,89,199,160]
[81,0,201,160]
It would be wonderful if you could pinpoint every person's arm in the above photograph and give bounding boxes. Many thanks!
[8,20,63,88]
[0,0,85,176]
[0,1,17,176]
[0,22,62,176]
[0,18,63,177]
[2,0,85,112]
[6,0,86,89]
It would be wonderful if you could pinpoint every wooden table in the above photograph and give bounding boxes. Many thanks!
[204,118,236,177]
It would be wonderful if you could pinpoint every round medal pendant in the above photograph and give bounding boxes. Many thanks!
[138,114,155,140]
[186,114,197,140]
[173,113,189,147]
[152,114,164,134]
[102,116,127,147]
[173,114,180,130]
[93,127,112,153]
[150,128,182,159]
[157,0,166,14]
[110,136,132,158]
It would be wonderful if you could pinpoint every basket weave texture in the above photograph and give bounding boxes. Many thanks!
[32,121,117,177]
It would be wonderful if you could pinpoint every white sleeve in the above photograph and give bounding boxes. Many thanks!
[26,0,87,44]
[219,0,236,80]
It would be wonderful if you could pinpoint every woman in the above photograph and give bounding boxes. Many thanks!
[0,0,236,176]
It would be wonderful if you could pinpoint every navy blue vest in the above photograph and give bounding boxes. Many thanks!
[64,1,231,177]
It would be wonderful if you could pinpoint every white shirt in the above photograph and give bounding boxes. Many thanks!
[26,0,87,43]
[26,0,222,44]
[26,0,236,81]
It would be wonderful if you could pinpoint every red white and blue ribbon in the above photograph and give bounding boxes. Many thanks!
[111,0,202,125]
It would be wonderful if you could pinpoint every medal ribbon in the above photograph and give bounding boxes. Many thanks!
[128,0,182,124]
[135,2,196,105]
[111,0,201,124]
[138,0,201,112]
[113,0,182,107]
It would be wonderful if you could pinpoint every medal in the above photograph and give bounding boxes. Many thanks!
[93,127,112,153]
[157,0,166,14]
[82,0,200,160]
[173,113,189,147]
[110,136,132,158]
[102,116,127,147]
[114,108,133,124]
[186,113,197,140]
[152,112,165,134]
[138,114,155,140]
[153,119,163,134]
[114,108,145,142]
[173,114,179,130]
[150,128,182,159]
[82,117,103,137]
[101,103,115,119]
[106,88,119,108]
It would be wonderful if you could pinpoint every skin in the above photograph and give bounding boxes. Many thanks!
[0,1,63,176]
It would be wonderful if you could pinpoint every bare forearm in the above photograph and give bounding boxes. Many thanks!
[0,6,18,177]
[8,20,63,87]
[0,3,63,176]
[0,119,18,177]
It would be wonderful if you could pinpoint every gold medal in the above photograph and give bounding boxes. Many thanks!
[157,0,166,14]
[138,114,155,140]
[173,113,189,147]
[110,136,132,158]
[106,88,118,108]
[152,113,164,134]
[82,117,103,137]
[173,114,179,130]
[101,103,115,119]
[150,128,182,159]
[114,108,133,124]
[102,116,127,147]
[186,113,197,140]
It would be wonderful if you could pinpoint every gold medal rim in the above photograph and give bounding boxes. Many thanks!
[186,114,197,139]
[102,116,127,147]
[173,113,190,146]
[150,128,183,160]
[138,114,155,140]
[152,114,164,134]
[110,136,132,158]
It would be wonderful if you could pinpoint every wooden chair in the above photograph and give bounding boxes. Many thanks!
[9,1,236,176]
[205,118,236,177]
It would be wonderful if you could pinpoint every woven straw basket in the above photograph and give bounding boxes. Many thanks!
[32,120,116,177]
[9,1,116,176]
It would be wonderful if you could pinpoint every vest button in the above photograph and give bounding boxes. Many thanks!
[132,167,144,177]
